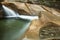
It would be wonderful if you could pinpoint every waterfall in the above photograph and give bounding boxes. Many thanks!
[1,5,39,40]
[2,5,38,20]
[3,5,17,16]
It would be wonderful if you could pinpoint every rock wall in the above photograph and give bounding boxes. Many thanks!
[0,2,60,40]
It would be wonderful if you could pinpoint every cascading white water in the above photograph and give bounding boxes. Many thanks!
[2,5,38,20]
[3,5,17,16]
[1,5,38,40]
[2,5,38,40]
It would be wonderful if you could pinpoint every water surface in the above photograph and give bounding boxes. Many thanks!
[0,19,31,40]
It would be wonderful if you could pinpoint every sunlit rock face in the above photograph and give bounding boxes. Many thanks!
[2,2,30,15]
[39,22,60,40]
[29,0,60,9]
[4,0,60,9]
[0,2,31,18]
[14,0,60,9]
[0,2,43,17]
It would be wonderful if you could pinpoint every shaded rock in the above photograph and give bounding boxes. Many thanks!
[39,22,60,40]
[0,0,4,2]
[39,0,60,9]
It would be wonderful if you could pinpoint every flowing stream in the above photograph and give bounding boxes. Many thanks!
[0,5,38,40]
